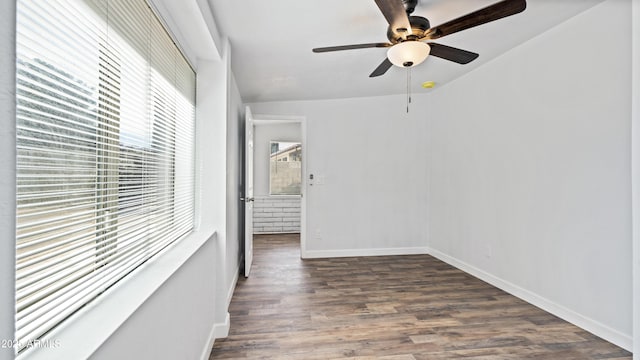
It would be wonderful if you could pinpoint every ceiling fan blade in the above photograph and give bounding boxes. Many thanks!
[313,43,392,53]
[374,0,412,34]
[370,58,393,77]
[424,0,526,40]
[428,43,479,64]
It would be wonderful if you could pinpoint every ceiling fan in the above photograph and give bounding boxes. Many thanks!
[312,0,527,77]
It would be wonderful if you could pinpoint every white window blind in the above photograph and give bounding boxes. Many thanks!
[15,0,195,352]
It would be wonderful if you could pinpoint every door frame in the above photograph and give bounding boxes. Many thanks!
[252,114,307,259]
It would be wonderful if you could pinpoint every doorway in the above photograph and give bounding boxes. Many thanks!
[244,109,306,277]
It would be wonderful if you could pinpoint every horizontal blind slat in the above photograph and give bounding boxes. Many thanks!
[17,194,190,255]
[16,230,186,341]
[16,212,192,303]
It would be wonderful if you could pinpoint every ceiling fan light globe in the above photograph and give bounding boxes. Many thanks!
[387,41,431,68]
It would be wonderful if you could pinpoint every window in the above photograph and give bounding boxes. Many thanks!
[15,0,195,353]
[269,141,302,195]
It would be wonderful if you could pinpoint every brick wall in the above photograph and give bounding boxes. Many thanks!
[253,196,301,233]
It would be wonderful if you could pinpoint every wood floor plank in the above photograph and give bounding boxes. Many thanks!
[209,234,631,359]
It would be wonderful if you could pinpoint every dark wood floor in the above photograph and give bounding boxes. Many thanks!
[210,234,631,359]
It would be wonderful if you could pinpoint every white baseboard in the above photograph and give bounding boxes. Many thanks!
[212,265,239,341]
[226,266,239,308]
[199,319,217,360]
[302,246,429,259]
[200,265,239,360]
[427,247,633,351]
[200,312,230,360]
[213,312,231,339]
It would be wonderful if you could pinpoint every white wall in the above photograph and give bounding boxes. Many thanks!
[0,1,16,359]
[632,0,640,357]
[249,96,430,257]
[197,41,233,340]
[88,240,217,360]
[427,0,632,350]
[254,123,301,196]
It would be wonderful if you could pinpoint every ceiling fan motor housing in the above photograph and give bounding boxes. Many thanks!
[387,16,430,43]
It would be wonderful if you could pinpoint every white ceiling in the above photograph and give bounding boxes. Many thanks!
[207,0,604,103]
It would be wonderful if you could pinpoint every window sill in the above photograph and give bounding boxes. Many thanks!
[17,229,216,360]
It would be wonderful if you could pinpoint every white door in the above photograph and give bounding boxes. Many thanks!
[244,106,255,277]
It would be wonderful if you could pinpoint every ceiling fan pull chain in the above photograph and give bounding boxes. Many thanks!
[406,67,412,113]
[409,67,412,105]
